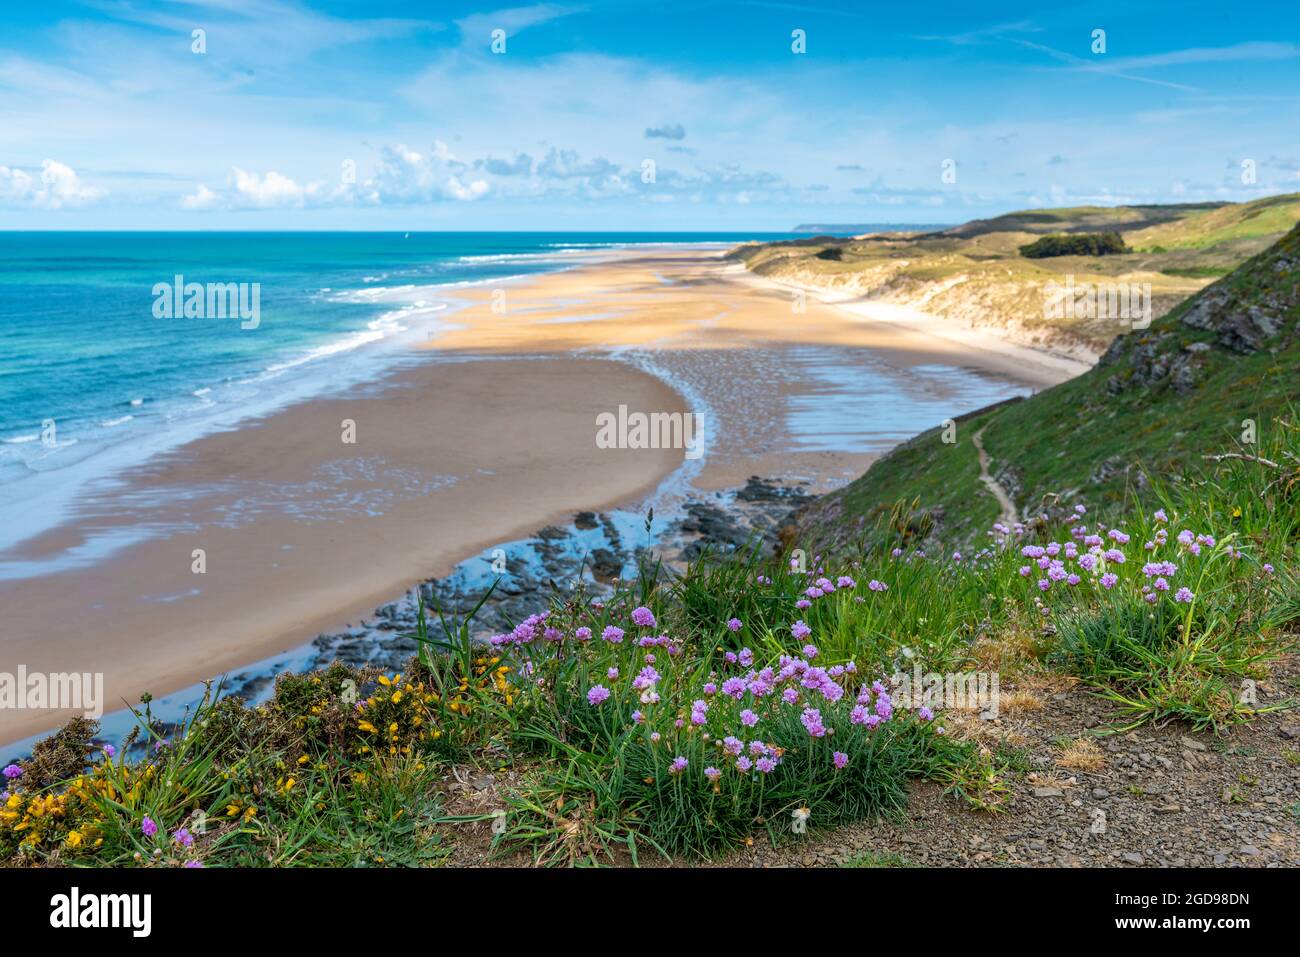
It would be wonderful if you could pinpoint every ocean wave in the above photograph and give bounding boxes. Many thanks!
[332,273,531,302]
[258,307,427,376]
[454,251,586,264]
[542,241,731,249]
[100,415,134,428]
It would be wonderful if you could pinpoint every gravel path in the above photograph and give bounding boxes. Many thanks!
[972,423,1019,527]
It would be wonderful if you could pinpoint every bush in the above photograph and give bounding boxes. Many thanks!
[1019,231,1130,258]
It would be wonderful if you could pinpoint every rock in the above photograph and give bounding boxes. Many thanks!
[1168,352,1200,393]
[1033,787,1065,798]
[1155,804,1182,815]
[1278,726,1300,740]
[1239,845,1260,857]
[1180,735,1207,752]
[588,548,623,582]
[1092,788,1111,799]
[1123,852,1145,865]
[1220,307,1281,353]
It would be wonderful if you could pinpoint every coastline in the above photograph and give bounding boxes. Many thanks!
[1,245,1090,750]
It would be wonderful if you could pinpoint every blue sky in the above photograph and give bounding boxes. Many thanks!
[1,0,1297,229]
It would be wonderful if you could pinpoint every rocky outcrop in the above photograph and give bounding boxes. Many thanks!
[1178,230,1298,353]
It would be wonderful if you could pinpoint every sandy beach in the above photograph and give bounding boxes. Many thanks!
[0,246,1089,746]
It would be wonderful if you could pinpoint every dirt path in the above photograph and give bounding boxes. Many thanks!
[972,424,1018,526]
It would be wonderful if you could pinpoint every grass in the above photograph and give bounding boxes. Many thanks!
[840,849,915,867]
[1056,737,1106,772]
[1129,193,1300,251]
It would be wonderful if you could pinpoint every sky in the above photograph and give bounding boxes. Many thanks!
[0,0,1298,230]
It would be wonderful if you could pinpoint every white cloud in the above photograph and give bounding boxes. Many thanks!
[0,159,104,208]
[453,4,584,47]
[180,184,219,210]
[365,144,487,203]
[231,168,320,207]
[447,176,489,201]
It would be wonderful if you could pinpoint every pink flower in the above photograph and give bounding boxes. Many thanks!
[800,707,827,737]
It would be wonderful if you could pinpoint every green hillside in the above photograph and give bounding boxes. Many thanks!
[738,195,1300,357]
[1129,193,1300,251]
[793,222,1300,551]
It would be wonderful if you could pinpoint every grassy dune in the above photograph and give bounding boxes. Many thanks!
[735,194,1300,356]
[1130,193,1300,251]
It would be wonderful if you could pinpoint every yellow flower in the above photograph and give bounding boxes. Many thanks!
[297,755,310,765]
[378,674,391,686]
[391,690,403,704]
[66,830,83,848]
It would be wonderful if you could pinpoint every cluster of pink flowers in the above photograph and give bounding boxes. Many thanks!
[1003,508,1233,606]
